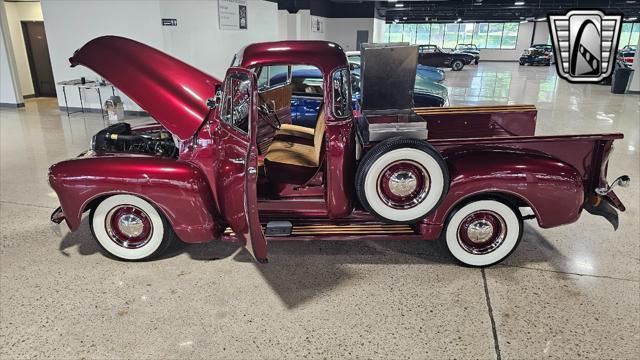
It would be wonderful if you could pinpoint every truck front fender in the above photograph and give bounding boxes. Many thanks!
[425,151,584,229]
[49,154,219,243]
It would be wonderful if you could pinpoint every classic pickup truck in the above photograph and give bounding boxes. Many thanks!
[49,37,630,267]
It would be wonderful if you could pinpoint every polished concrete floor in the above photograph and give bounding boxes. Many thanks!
[1,62,638,359]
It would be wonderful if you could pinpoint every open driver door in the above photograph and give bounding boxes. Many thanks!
[215,67,268,262]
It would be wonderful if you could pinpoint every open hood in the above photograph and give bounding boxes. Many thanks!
[69,36,221,140]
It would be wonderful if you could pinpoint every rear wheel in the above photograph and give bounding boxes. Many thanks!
[444,199,523,267]
[90,194,175,261]
[451,60,465,71]
[356,137,449,224]
[474,59,479,65]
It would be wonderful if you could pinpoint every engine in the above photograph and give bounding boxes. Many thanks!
[91,123,178,158]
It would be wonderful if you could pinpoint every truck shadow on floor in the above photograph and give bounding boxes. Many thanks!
[59,218,568,308]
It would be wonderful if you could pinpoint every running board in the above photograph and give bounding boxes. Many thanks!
[223,223,417,237]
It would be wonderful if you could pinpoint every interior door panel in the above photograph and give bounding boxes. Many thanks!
[256,84,293,154]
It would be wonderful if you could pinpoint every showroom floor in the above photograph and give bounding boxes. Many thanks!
[1,62,638,359]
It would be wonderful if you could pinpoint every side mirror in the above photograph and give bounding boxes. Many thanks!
[207,84,223,109]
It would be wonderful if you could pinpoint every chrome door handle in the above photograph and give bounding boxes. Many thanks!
[247,167,257,174]
[230,157,245,164]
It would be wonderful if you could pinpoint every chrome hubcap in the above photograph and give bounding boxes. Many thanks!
[377,161,431,210]
[104,205,153,249]
[456,210,507,255]
[466,219,494,243]
[388,171,418,197]
[118,214,144,238]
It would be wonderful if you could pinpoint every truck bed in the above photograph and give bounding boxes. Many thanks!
[415,104,537,139]
[431,133,624,194]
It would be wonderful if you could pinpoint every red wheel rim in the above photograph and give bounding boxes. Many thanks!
[456,210,507,255]
[104,205,153,249]
[377,160,430,209]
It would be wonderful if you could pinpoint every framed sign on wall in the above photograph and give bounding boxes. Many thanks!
[219,0,247,30]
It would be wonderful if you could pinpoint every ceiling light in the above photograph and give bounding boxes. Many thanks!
[520,20,528,23]
[625,1,636,4]
[514,1,525,5]
[626,17,638,21]
[536,17,546,21]
[456,18,462,22]
[403,17,408,20]
[388,0,397,2]
[395,3,404,7]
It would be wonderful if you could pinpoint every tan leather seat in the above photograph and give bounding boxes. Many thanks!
[264,106,326,184]
[275,125,314,139]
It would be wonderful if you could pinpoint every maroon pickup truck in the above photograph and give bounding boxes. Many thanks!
[48,37,629,267]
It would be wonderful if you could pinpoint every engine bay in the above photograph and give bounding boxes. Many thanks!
[91,122,178,158]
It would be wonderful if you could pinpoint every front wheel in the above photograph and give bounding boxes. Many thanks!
[474,59,479,65]
[451,60,465,71]
[90,194,175,261]
[444,199,523,267]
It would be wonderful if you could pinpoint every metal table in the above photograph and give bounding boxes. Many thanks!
[57,80,117,120]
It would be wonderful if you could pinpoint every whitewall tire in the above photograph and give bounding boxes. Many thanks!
[90,194,174,261]
[356,138,449,224]
[444,199,523,267]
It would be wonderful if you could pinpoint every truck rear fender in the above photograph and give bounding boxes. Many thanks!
[423,151,584,233]
[48,155,220,244]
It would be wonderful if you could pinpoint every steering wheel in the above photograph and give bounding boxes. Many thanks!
[257,94,281,130]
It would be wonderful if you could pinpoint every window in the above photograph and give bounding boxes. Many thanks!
[332,68,350,118]
[501,23,519,49]
[257,65,290,90]
[220,72,252,134]
[473,23,489,48]
[403,24,417,43]
[486,23,504,48]
[383,21,520,49]
[290,65,323,96]
[416,24,431,44]
[629,23,639,47]
[443,23,460,49]
[619,22,640,47]
[430,24,445,47]
[388,23,403,42]
[458,23,474,44]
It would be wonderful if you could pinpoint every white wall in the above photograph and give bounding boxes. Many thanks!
[277,10,380,51]
[160,0,278,78]
[0,5,22,106]
[40,0,279,111]
[3,1,43,96]
[372,18,386,43]
[324,17,373,51]
[532,21,550,45]
[41,0,163,111]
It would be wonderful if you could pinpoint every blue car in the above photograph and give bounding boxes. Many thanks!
[270,66,448,128]
[347,52,445,82]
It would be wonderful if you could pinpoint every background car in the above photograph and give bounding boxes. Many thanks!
[519,47,552,66]
[617,46,635,65]
[348,60,449,108]
[347,51,445,82]
[453,44,480,64]
[417,44,475,70]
